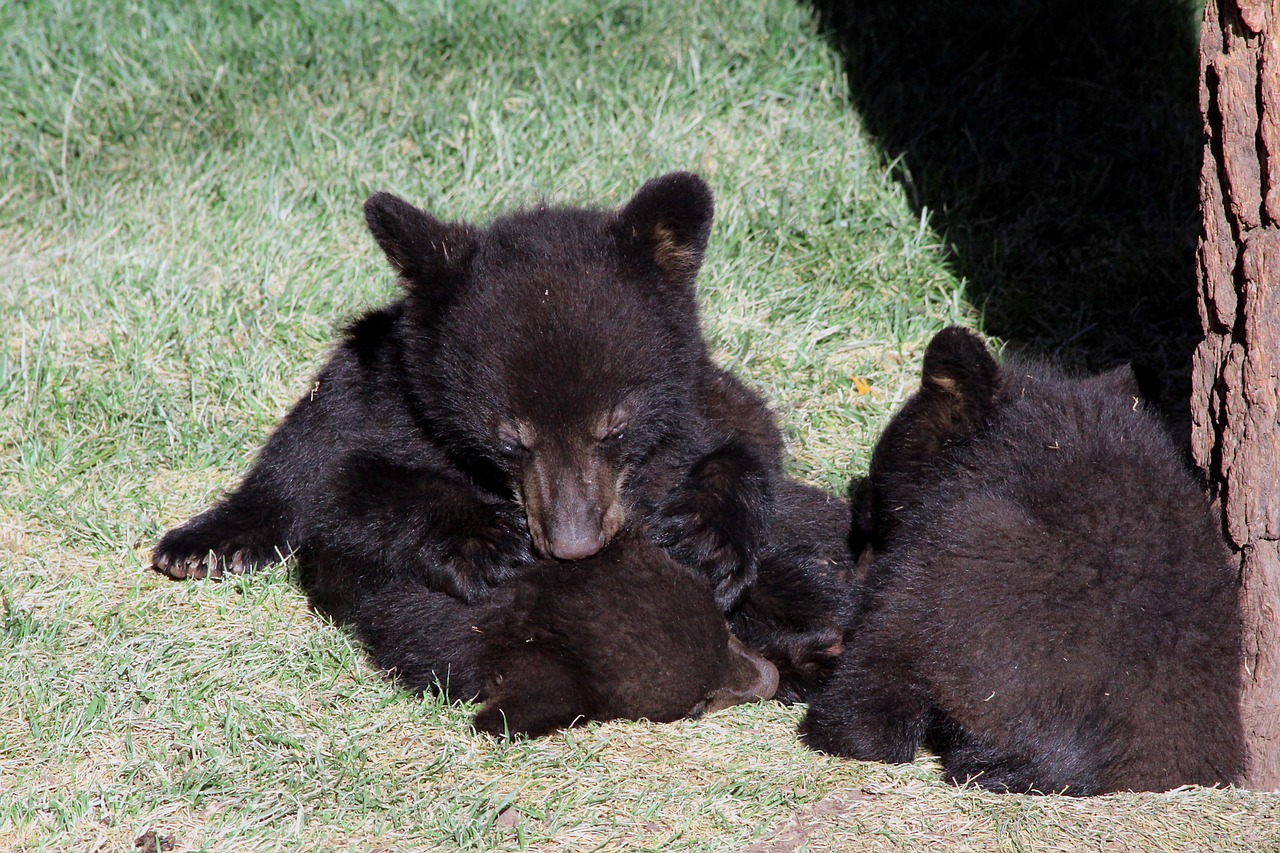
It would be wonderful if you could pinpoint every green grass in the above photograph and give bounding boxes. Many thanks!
[1,0,1275,850]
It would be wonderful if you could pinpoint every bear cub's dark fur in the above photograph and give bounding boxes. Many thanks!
[151,173,851,704]
[356,533,779,737]
[152,172,781,612]
[729,479,859,703]
[802,326,1246,795]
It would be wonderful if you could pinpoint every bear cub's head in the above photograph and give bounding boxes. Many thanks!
[860,326,1147,550]
[364,173,717,561]
[353,534,779,738]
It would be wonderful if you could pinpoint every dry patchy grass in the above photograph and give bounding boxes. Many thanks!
[2,1,1275,850]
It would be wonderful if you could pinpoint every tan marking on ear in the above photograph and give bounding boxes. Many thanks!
[653,223,697,278]
[926,374,958,393]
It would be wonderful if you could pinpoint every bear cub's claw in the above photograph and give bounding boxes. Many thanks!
[150,518,274,581]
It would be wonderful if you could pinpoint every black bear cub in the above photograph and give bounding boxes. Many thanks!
[152,172,782,615]
[151,173,851,705]
[355,533,778,737]
[802,326,1246,795]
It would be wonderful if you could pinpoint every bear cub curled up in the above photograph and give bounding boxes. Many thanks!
[802,326,1246,795]
[357,533,779,737]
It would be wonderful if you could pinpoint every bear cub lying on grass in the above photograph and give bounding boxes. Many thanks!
[152,172,854,713]
[803,327,1246,794]
[357,533,778,737]
[152,172,778,611]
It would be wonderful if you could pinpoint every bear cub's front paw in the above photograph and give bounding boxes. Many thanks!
[150,520,273,581]
[433,504,537,603]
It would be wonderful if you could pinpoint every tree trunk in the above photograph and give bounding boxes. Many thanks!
[1192,0,1280,791]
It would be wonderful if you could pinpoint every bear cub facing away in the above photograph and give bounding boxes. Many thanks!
[151,172,853,706]
[357,533,779,737]
[802,327,1246,794]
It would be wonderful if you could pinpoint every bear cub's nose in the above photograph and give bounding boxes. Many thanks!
[548,527,606,561]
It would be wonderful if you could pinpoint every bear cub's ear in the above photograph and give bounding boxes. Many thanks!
[917,326,1000,430]
[472,648,588,739]
[920,326,998,401]
[615,171,715,280]
[363,192,475,289]
[1091,362,1146,401]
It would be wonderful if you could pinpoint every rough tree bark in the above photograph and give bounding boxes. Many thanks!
[1191,0,1280,790]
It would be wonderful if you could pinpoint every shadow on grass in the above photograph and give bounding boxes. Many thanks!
[807,0,1203,415]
